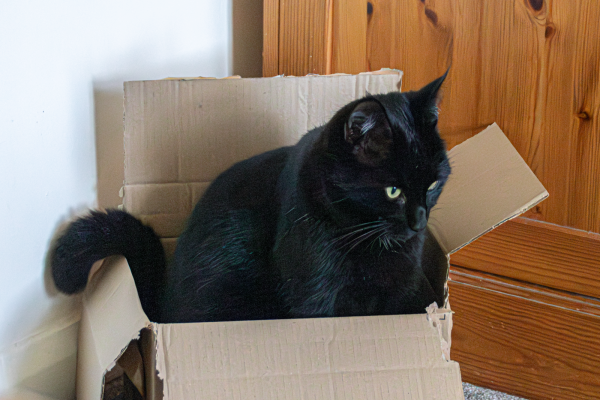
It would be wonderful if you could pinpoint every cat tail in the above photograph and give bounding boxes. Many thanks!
[51,209,166,321]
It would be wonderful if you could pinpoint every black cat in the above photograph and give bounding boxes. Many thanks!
[51,73,451,324]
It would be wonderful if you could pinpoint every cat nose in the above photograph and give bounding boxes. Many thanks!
[408,205,427,232]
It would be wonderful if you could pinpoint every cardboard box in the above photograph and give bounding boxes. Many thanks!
[77,72,548,399]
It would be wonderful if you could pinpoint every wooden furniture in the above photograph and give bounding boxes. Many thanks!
[263,1,600,399]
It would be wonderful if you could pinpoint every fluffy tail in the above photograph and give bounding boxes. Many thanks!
[51,209,166,321]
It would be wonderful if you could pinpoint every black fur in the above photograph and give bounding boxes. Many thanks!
[51,73,451,323]
[51,210,166,321]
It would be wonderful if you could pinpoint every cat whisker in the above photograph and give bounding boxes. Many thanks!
[373,231,404,254]
[384,236,391,250]
[285,207,297,215]
[340,220,386,232]
[331,222,386,244]
[293,213,310,224]
[427,216,443,225]
[377,235,388,251]
[334,229,385,266]
[330,197,349,204]
[368,234,381,252]
[340,226,387,253]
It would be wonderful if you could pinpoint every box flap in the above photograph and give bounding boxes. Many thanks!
[77,256,151,400]
[428,123,549,255]
[78,257,463,400]
[155,313,463,400]
[122,71,403,241]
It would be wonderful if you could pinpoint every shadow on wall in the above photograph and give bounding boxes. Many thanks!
[95,88,127,209]
[96,0,263,208]
[0,214,83,399]
[232,0,263,78]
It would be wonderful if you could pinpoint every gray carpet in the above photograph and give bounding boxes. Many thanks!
[463,383,527,399]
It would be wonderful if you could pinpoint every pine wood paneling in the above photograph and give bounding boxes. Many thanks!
[563,1,600,232]
[452,217,600,299]
[449,266,600,400]
[265,3,600,397]
[268,0,600,233]
[367,0,453,90]
[331,0,368,74]
[277,0,330,76]
[262,0,279,77]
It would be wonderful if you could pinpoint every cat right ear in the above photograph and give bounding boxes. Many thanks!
[410,68,449,126]
[344,101,393,166]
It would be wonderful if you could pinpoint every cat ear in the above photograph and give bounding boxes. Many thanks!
[410,68,449,126]
[344,100,393,166]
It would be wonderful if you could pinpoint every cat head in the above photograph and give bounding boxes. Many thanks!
[309,72,450,242]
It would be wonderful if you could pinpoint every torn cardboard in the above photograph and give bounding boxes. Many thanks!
[76,71,547,400]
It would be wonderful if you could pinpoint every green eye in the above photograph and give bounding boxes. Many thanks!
[385,186,402,199]
[428,181,439,191]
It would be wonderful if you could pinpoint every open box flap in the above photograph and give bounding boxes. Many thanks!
[77,256,150,400]
[427,123,549,255]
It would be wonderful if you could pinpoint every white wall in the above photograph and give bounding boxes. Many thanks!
[0,0,258,397]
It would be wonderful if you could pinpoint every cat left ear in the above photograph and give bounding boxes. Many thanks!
[344,100,393,166]
[410,68,449,126]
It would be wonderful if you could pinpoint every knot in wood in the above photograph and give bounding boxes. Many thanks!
[577,111,591,120]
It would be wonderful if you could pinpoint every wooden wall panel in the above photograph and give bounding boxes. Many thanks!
[268,0,600,233]
[367,0,453,90]
[265,3,600,397]
[562,1,600,232]
[262,0,279,77]
[452,217,600,299]
[276,0,330,76]
[449,266,600,399]
[367,0,464,142]
[331,0,368,74]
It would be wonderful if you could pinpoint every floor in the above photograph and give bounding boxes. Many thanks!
[464,383,526,399]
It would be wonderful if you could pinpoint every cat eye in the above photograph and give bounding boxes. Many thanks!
[385,186,402,200]
[428,181,440,191]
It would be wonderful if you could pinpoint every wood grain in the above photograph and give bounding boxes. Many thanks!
[449,266,600,400]
[366,0,453,90]
[277,0,330,76]
[452,217,600,299]
[331,0,368,74]
[263,2,600,398]
[267,0,600,233]
[262,0,279,77]
[563,1,600,232]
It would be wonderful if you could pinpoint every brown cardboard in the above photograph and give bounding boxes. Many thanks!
[75,72,548,400]
[428,122,548,255]
[122,72,404,244]
[81,256,462,400]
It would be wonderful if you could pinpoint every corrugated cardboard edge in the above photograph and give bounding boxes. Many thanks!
[155,69,401,83]
[426,303,453,361]
[162,75,242,80]
[77,256,151,400]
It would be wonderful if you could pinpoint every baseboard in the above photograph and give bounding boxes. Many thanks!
[449,265,600,400]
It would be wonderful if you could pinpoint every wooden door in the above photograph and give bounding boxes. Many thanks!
[263,1,600,398]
